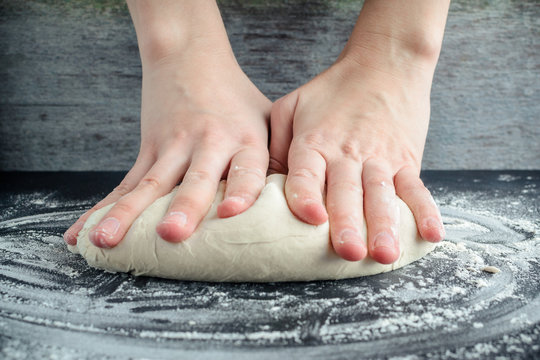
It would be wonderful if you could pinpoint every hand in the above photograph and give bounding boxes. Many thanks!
[64,52,271,248]
[269,51,445,264]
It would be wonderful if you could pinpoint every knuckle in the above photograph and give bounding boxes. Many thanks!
[364,176,393,189]
[183,169,213,185]
[400,180,428,197]
[228,165,265,181]
[363,157,389,172]
[159,130,189,153]
[290,168,319,181]
[227,191,256,201]
[113,181,132,196]
[330,209,362,225]
[201,127,226,146]
[112,200,134,216]
[171,195,201,214]
[368,214,397,226]
[172,129,189,143]
[239,132,262,147]
[137,176,162,191]
[329,179,362,194]
[299,132,326,150]
[340,139,361,161]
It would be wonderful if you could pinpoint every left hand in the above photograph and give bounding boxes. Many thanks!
[269,52,445,264]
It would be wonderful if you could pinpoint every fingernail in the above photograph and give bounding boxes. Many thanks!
[160,212,187,227]
[339,229,361,245]
[224,196,245,205]
[424,216,445,240]
[63,231,76,245]
[303,198,318,206]
[89,217,120,248]
[373,232,396,250]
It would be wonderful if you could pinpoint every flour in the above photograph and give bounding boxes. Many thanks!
[1,174,539,359]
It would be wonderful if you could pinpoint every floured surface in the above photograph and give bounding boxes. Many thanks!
[0,171,539,359]
[70,174,434,282]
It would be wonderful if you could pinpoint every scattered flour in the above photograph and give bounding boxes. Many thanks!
[0,177,539,359]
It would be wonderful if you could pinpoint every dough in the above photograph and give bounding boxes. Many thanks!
[69,174,436,282]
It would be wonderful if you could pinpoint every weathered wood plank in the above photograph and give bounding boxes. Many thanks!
[0,0,538,170]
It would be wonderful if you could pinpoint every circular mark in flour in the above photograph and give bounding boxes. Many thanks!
[0,206,539,359]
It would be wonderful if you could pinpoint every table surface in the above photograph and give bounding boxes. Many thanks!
[0,171,539,359]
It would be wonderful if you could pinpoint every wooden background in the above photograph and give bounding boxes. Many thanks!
[0,0,538,171]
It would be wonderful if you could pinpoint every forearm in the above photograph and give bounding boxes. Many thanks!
[340,0,450,77]
[126,0,233,67]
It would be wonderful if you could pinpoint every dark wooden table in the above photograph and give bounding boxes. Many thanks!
[0,170,539,359]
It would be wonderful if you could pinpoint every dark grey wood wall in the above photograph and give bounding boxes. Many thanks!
[1,0,538,171]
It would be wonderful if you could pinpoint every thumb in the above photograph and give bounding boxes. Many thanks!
[268,90,299,175]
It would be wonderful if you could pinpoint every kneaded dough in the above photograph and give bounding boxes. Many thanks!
[69,174,436,282]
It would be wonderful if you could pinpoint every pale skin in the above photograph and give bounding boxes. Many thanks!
[64,0,449,265]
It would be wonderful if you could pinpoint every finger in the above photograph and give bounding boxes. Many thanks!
[217,147,268,218]
[63,154,153,245]
[269,91,298,174]
[156,150,229,242]
[363,159,400,264]
[326,158,367,261]
[285,138,328,225]
[395,166,445,242]
[89,150,188,248]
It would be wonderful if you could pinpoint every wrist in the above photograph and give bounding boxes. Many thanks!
[337,31,440,86]
[127,0,234,68]
[137,29,235,69]
[341,29,442,65]
[338,0,449,79]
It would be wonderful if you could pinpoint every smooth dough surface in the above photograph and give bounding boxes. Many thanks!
[69,174,436,282]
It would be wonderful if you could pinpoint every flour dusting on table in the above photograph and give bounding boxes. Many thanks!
[1,174,539,359]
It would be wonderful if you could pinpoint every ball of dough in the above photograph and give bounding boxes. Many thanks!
[69,174,436,282]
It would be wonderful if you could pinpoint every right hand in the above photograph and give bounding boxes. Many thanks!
[64,52,271,248]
